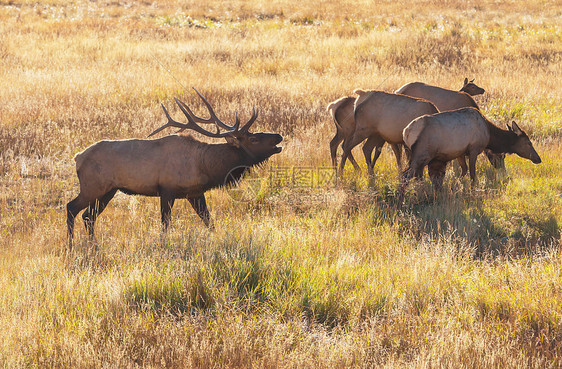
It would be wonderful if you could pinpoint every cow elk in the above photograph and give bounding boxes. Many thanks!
[395,78,484,111]
[329,79,487,178]
[395,78,504,173]
[66,89,283,250]
[339,90,438,177]
[327,93,401,176]
[402,107,541,190]
[461,78,486,96]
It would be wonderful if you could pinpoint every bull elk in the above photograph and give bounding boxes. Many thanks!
[402,107,541,190]
[66,89,283,250]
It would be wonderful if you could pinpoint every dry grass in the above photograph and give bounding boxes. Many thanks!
[1,0,562,367]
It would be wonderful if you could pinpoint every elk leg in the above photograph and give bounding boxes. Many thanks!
[82,189,117,239]
[457,156,468,177]
[340,138,361,173]
[391,143,403,173]
[400,162,417,193]
[401,152,425,188]
[329,131,343,169]
[370,145,385,178]
[428,160,447,191]
[340,132,368,176]
[403,146,412,164]
[468,151,479,186]
[66,194,91,251]
[160,191,176,231]
[362,135,385,177]
[188,195,212,228]
[409,145,431,181]
[362,137,378,177]
[414,164,425,179]
[348,152,361,172]
[330,130,359,171]
[362,135,384,176]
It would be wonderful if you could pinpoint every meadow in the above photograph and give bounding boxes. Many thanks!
[1,0,561,367]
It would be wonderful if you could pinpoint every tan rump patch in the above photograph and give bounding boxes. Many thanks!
[326,96,352,114]
[403,118,426,149]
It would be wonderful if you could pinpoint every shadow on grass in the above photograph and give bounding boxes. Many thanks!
[350,172,560,259]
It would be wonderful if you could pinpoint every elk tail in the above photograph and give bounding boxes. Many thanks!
[73,151,87,172]
[353,88,368,96]
[326,97,352,130]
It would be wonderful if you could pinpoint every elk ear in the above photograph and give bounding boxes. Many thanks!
[225,135,241,148]
[511,121,524,136]
[464,77,468,86]
[506,123,513,132]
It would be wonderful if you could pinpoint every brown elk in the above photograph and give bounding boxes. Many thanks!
[395,78,484,111]
[66,89,283,250]
[460,77,486,96]
[339,90,439,177]
[327,94,401,175]
[402,107,541,190]
[395,78,504,173]
[329,79,485,177]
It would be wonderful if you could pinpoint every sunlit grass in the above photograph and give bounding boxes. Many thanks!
[1,0,561,367]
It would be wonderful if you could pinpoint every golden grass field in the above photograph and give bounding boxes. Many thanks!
[1,0,561,367]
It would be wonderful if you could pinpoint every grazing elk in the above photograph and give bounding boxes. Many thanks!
[327,94,401,175]
[402,107,541,190]
[395,78,504,173]
[66,89,283,250]
[339,90,438,177]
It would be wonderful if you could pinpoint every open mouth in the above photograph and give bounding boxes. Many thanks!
[273,135,283,153]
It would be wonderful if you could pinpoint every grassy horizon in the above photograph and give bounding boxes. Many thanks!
[1,0,561,367]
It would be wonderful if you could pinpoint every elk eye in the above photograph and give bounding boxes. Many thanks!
[249,137,258,143]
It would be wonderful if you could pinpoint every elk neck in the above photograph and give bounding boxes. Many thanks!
[485,121,517,154]
[200,143,269,189]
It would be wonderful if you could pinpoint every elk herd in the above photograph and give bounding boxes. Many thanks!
[329,78,541,189]
[66,80,542,249]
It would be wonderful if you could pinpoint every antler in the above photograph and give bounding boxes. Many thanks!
[148,88,260,138]
[191,88,259,132]
[240,107,258,133]
[148,102,238,138]
[191,88,238,130]
[173,98,215,125]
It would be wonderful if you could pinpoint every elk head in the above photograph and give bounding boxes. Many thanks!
[148,88,283,163]
[461,78,485,96]
[506,121,541,164]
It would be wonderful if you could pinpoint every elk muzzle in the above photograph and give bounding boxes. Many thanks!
[531,152,542,164]
[272,134,283,153]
